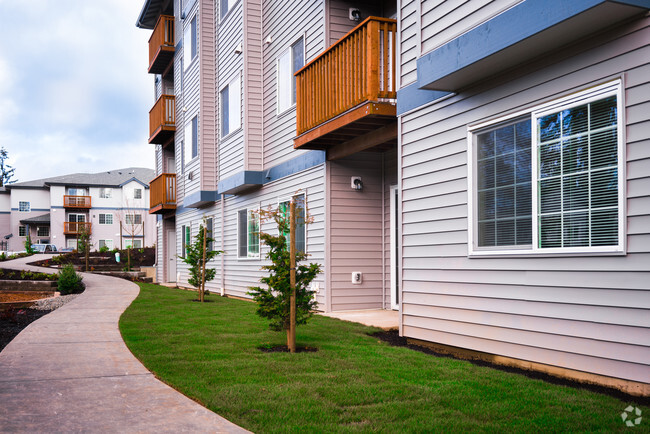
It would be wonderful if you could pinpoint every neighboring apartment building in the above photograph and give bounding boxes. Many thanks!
[0,168,156,252]
[138,0,398,311]
[396,1,649,394]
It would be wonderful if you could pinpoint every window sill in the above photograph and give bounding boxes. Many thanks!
[468,246,626,258]
[276,104,296,119]
[221,126,242,141]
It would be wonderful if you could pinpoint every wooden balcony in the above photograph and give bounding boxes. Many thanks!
[149,94,176,145]
[64,222,92,235]
[63,195,91,209]
[149,173,176,214]
[294,17,397,159]
[148,15,175,75]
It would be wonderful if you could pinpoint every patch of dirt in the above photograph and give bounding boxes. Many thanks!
[0,309,50,351]
[0,293,51,303]
[29,247,155,269]
[257,345,318,353]
[371,330,650,406]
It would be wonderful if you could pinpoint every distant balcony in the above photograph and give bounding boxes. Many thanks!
[149,94,176,145]
[64,222,92,235]
[63,195,91,209]
[149,173,176,214]
[294,17,397,158]
[148,15,175,75]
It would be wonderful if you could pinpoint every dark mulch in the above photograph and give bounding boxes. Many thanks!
[0,309,51,351]
[372,330,650,406]
[29,247,156,269]
[257,345,318,353]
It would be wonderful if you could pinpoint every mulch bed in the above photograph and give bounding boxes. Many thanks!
[372,330,650,406]
[257,345,318,353]
[0,309,50,351]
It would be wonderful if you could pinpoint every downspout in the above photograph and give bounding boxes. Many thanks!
[381,152,385,310]
[220,193,225,296]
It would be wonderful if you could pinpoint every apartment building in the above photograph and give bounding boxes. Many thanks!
[0,168,156,252]
[138,0,398,311]
[397,0,650,394]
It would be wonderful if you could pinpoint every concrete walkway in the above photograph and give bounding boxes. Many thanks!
[320,309,399,330]
[0,256,248,433]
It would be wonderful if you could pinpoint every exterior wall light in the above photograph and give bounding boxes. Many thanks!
[351,176,363,191]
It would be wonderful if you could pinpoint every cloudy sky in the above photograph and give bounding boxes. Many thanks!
[0,0,155,183]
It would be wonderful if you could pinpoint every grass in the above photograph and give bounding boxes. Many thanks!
[120,283,648,433]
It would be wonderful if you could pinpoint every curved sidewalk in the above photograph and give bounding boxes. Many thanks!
[0,256,248,433]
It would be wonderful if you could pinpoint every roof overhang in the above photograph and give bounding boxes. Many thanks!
[136,0,165,29]
[183,190,220,208]
[417,0,650,92]
[217,171,265,196]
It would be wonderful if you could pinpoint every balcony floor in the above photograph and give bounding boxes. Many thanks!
[294,101,397,160]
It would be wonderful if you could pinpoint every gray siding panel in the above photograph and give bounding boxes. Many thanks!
[398,11,650,383]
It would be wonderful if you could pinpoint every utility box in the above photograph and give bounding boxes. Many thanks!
[352,271,362,284]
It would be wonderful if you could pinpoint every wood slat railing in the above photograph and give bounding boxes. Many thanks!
[148,15,175,67]
[295,17,397,136]
[63,195,91,208]
[149,94,176,138]
[149,173,176,210]
[64,222,92,235]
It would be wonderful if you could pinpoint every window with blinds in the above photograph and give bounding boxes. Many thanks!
[238,209,259,258]
[470,81,623,254]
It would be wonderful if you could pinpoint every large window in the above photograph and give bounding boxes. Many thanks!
[37,226,49,237]
[277,37,305,113]
[99,239,114,250]
[221,74,241,137]
[470,81,623,255]
[19,201,30,212]
[99,213,113,225]
[184,115,198,165]
[183,15,197,71]
[125,239,143,249]
[125,214,142,225]
[279,194,306,254]
[100,188,112,199]
[238,209,259,258]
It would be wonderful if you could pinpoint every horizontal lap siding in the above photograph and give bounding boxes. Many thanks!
[399,15,650,383]
[218,165,326,308]
[200,0,217,191]
[384,148,398,308]
[244,0,263,171]
[262,0,323,168]
[329,153,385,311]
[399,0,418,86]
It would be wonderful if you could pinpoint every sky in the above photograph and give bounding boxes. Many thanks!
[0,0,155,183]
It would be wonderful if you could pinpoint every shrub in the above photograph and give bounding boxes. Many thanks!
[98,245,110,253]
[57,264,84,295]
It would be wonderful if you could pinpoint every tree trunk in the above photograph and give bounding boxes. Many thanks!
[288,200,296,353]
[200,226,207,302]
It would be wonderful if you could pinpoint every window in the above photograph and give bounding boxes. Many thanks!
[99,239,114,250]
[68,214,86,223]
[124,239,143,249]
[99,213,113,225]
[183,15,197,71]
[182,224,191,258]
[205,217,214,251]
[279,194,306,254]
[470,81,623,254]
[125,214,142,225]
[221,74,241,137]
[37,226,49,237]
[277,37,304,113]
[18,226,26,237]
[19,201,30,212]
[67,188,86,196]
[100,188,112,199]
[134,188,142,199]
[238,209,259,258]
[184,115,198,165]
[220,0,237,18]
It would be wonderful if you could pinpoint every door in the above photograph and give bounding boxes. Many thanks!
[166,157,175,173]
[166,229,176,282]
[389,185,400,310]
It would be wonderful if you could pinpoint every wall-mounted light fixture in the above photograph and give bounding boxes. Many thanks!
[349,8,361,22]
[351,176,363,191]
[265,36,273,45]
[234,43,243,54]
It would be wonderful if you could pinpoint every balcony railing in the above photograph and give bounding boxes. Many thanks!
[148,15,175,75]
[149,173,176,214]
[295,17,397,139]
[64,222,92,235]
[149,94,176,145]
[63,195,91,208]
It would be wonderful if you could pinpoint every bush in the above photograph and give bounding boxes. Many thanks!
[57,264,84,295]
[98,245,110,253]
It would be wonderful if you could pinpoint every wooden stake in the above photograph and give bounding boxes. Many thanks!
[200,225,207,302]
[289,200,297,353]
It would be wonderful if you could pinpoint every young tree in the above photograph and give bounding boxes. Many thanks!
[181,220,222,302]
[0,147,16,187]
[248,202,321,351]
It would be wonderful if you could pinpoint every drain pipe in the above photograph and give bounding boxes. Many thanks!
[381,152,386,310]
[220,193,225,296]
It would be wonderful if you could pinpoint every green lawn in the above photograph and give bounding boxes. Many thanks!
[120,283,648,433]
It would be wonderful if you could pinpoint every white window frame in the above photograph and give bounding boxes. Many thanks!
[99,213,113,225]
[221,73,241,138]
[124,239,143,249]
[134,188,143,199]
[99,188,112,199]
[468,80,624,257]
[125,214,142,225]
[183,14,197,72]
[278,191,307,254]
[18,201,30,212]
[276,36,305,115]
[184,115,198,166]
[237,207,260,259]
[220,0,238,19]
[99,239,114,250]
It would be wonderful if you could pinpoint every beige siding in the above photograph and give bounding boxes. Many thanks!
[399,15,650,383]
[328,0,382,44]
[199,0,217,191]
[244,0,264,170]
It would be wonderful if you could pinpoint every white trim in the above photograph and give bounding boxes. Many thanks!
[389,185,399,310]
[236,206,260,259]
[468,80,624,257]
[276,36,305,116]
